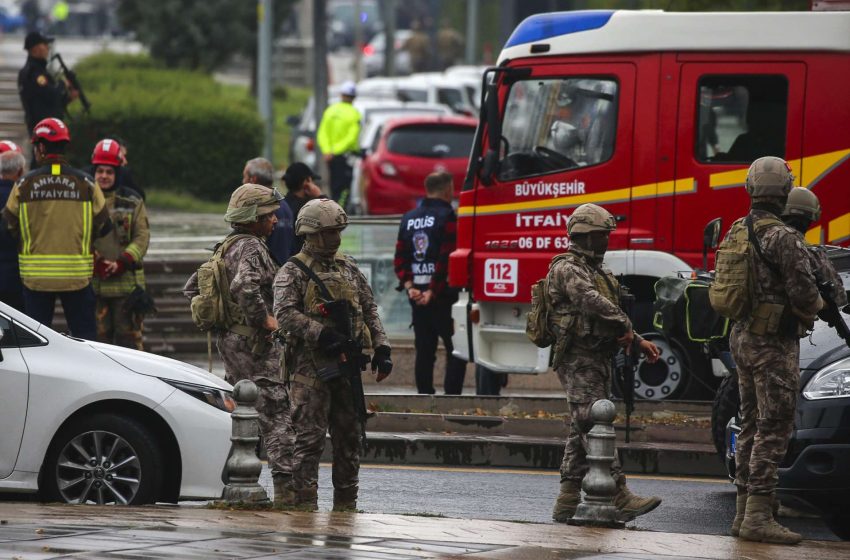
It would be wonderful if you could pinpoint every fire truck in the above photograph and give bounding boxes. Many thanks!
[449,10,850,399]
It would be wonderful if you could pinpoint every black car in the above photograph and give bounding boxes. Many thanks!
[714,250,850,540]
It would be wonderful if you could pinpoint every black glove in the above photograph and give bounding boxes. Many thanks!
[371,344,393,375]
[318,327,347,355]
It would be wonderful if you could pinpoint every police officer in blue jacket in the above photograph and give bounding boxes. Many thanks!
[394,172,467,394]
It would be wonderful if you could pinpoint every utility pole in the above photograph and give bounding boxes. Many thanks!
[382,0,395,76]
[257,0,274,162]
[353,0,363,80]
[465,0,478,65]
[313,0,329,180]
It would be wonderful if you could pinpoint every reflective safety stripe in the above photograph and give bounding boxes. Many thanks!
[19,253,93,278]
[81,201,92,256]
[19,203,31,255]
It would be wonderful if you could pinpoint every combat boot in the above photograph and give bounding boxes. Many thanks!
[332,487,358,512]
[294,487,319,512]
[613,484,662,522]
[730,489,747,537]
[273,473,296,508]
[739,494,801,545]
[552,480,582,522]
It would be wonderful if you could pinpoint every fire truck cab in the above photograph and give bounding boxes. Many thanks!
[449,10,850,398]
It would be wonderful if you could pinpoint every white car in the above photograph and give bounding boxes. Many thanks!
[0,302,233,504]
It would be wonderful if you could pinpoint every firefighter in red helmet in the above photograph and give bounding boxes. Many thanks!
[1,118,111,339]
[90,138,151,350]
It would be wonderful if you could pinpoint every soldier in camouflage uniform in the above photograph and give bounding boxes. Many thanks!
[183,184,294,506]
[727,157,823,545]
[782,187,848,310]
[273,198,392,512]
[90,139,150,350]
[549,203,662,523]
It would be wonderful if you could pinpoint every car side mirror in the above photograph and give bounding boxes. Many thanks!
[702,217,722,271]
[704,217,722,249]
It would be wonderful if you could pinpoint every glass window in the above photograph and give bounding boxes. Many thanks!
[397,88,428,103]
[437,88,463,108]
[696,75,788,163]
[498,77,618,180]
[386,125,475,158]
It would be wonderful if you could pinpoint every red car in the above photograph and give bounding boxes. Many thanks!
[360,115,477,215]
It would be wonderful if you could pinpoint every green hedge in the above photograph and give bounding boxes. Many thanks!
[66,53,262,201]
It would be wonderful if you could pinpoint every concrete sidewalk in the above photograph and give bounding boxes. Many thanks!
[0,502,847,559]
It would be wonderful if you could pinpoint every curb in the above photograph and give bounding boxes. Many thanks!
[322,432,726,476]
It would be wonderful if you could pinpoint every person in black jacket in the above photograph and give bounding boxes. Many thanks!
[18,32,77,135]
[394,172,467,394]
[0,147,26,311]
[282,162,323,254]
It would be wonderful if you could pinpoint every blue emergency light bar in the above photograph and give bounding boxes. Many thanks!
[505,10,615,48]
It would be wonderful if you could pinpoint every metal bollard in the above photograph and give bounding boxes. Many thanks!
[221,379,270,504]
[568,399,624,528]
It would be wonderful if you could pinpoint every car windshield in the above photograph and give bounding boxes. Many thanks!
[498,77,618,180]
[397,88,428,103]
[386,125,474,158]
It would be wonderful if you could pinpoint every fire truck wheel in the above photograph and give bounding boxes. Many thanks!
[631,332,691,400]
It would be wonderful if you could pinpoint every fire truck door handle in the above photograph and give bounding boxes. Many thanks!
[615,215,627,222]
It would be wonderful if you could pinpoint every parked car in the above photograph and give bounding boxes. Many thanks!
[360,115,477,215]
[327,0,382,51]
[363,30,413,77]
[349,106,454,213]
[288,97,451,170]
[394,74,477,115]
[0,302,233,505]
[714,248,850,540]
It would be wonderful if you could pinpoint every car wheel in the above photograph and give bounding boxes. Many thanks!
[633,332,690,400]
[711,373,739,460]
[42,413,163,505]
[826,513,850,540]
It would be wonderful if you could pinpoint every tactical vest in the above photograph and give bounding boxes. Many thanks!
[551,252,623,359]
[291,252,371,367]
[397,198,455,288]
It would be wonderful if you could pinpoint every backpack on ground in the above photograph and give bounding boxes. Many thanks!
[709,215,782,321]
[190,234,252,331]
[526,254,568,348]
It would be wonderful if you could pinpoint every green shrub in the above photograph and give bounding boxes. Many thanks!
[67,53,261,201]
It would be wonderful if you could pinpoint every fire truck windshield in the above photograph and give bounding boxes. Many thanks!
[498,78,617,181]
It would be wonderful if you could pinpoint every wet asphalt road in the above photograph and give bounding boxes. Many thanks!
[258,464,839,542]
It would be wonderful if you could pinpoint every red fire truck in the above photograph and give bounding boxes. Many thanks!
[449,10,850,399]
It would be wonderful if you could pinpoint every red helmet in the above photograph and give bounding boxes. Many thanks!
[0,140,21,153]
[91,138,122,167]
[31,118,70,144]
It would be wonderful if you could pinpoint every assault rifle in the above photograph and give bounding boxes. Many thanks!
[51,53,90,113]
[815,278,850,349]
[615,289,639,443]
[320,299,371,448]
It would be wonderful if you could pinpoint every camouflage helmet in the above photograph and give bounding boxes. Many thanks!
[745,156,794,199]
[783,187,821,222]
[568,203,616,235]
[224,184,282,224]
[295,198,348,235]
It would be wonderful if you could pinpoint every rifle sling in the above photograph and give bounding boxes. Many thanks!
[746,214,782,277]
[288,255,334,301]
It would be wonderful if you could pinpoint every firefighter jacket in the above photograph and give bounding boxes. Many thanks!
[18,56,68,132]
[316,101,361,156]
[2,159,109,292]
[92,186,150,298]
[393,197,458,301]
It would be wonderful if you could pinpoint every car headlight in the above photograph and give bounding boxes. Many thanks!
[802,356,850,400]
[161,379,236,412]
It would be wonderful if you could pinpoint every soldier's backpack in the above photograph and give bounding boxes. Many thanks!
[526,254,568,348]
[190,234,253,331]
[709,215,783,321]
